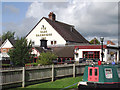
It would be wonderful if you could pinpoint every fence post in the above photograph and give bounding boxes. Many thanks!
[73,64,76,78]
[52,64,54,82]
[22,67,25,88]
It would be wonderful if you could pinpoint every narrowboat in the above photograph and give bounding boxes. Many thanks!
[78,62,120,88]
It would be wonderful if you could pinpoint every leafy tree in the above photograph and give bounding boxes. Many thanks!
[8,37,32,67]
[38,52,57,65]
[89,38,100,44]
[2,31,15,42]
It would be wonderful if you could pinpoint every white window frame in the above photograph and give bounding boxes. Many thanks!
[105,68,113,79]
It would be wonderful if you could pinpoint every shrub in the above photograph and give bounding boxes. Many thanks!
[37,52,57,65]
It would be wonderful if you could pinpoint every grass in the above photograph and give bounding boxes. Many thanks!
[10,76,82,90]
[2,64,11,66]
[26,76,82,89]
[25,63,38,66]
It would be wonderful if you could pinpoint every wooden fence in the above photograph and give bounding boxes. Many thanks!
[0,63,86,88]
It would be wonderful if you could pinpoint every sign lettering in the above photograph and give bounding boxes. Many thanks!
[36,25,52,37]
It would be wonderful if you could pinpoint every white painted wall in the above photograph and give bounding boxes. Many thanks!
[0,39,13,48]
[26,18,66,46]
[0,39,13,58]
[75,49,107,62]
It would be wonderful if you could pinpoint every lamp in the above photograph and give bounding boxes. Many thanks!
[100,37,104,62]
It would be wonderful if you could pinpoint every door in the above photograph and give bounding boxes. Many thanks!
[88,67,99,82]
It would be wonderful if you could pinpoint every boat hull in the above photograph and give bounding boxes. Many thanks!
[78,82,120,89]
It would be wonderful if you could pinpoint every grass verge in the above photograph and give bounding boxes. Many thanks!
[26,76,82,89]
[9,76,82,90]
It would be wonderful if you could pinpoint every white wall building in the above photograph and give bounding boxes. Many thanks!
[0,38,15,60]
[74,45,119,63]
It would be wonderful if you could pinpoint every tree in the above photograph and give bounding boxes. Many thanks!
[2,31,15,42]
[38,52,57,65]
[89,38,100,44]
[8,37,32,67]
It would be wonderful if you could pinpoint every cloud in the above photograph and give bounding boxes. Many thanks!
[3,17,38,37]
[25,1,118,44]
[3,5,19,14]
[3,0,118,44]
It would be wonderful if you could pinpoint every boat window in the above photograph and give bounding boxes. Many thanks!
[105,68,113,79]
[90,69,92,76]
[95,69,97,76]
[117,68,120,78]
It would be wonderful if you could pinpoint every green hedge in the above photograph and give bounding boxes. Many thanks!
[25,63,38,66]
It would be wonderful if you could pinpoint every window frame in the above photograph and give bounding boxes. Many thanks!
[83,51,100,59]
[105,68,113,79]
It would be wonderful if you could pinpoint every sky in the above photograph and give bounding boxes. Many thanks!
[1,0,119,44]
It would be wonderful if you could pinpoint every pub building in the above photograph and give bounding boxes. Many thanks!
[25,12,89,46]
[74,45,120,63]
[25,12,89,63]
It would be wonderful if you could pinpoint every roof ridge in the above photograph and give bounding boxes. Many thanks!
[43,17,74,27]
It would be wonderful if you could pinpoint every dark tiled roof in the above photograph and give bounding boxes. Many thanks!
[33,47,44,53]
[33,47,52,53]
[51,46,74,57]
[26,17,89,44]
[32,46,74,58]
[44,17,89,43]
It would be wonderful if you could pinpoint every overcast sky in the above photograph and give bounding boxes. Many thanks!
[1,0,119,44]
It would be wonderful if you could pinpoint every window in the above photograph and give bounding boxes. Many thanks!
[32,41,34,45]
[2,49,7,52]
[62,58,65,62]
[51,41,53,45]
[88,52,94,54]
[54,41,57,44]
[117,68,120,78]
[51,40,57,45]
[95,69,98,76]
[94,51,100,59]
[105,68,113,79]
[83,51,100,59]
[90,69,92,76]
[58,58,61,62]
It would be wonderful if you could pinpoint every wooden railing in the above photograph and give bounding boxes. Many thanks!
[0,63,87,89]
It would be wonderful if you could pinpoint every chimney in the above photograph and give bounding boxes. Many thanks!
[107,40,115,45]
[107,41,111,45]
[40,39,48,49]
[48,12,56,21]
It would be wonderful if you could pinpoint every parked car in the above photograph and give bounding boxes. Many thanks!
[79,58,100,63]
[79,58,87,63]
[52,59,75,64]
[65,60,75,64]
